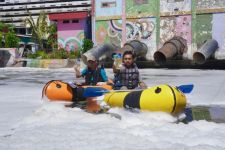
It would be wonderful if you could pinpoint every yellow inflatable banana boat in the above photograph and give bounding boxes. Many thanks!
[43,81,187,114]
[103,85,186,114]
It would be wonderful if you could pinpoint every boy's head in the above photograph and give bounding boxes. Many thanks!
[122,51,135,67]
[87,55,98,69]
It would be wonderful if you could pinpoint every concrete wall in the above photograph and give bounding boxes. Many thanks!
[126,0,157,18]
[160,0,191,15]
[95,0,122,20]
[94,0,225,60]
[25,59,74,68]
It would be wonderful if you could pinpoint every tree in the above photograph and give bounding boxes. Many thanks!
[82,38,94,54]
[0,32,3,47]
[0,22,18,48]
[5,31,19,48]
[25,11,49,50]
[47,23,57,51]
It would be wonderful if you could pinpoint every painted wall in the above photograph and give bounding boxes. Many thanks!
[95,20,122,47]
[196,0,225,11]
[95,0,122,20]
[160,0,191,14]
[160,15,192,58]
[212,13,225,59]
[160,17,176,47]
[26,59,70,68]
[126,0,157,18]
[94,0,225,60]
[57,19,85,51]
[95,18,157,59]
[195,14,212,48]
[126,18,157,59]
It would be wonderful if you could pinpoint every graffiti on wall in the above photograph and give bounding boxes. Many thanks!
[96,20,122,46]
[57,20,85,51]
[175,15,192,44]
[96,18,156,59]
[58,31,84,51]
[160,0,191,13]
[126,18,156,59]
[196,14,212,48]
[126,0,156,17]
[26,59,69,68]
[160,15,191,47]
[196,0,225,10]
[160,17,176,46]
[126,19,155,40]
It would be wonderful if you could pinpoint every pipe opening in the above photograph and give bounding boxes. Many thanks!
[154,51,166,65]
[81,54,88,65]
[193,52,206,65]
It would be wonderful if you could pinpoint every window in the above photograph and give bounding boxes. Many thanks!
[15,28,26,35]
[134,0,148,5]
[101,1,116,8]
[0,0,5,2]
[72,19,79,23]
[167,0,184,2]
[26,28,32,35]
[63,20,70,24]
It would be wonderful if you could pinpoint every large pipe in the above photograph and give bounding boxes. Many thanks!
[81,44,118,65]
[123,40,148,58]
[154,36,187,64]
[193,39,218,65]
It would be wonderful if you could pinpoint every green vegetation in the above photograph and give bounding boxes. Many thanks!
[47,24,57,51]
[0,32,2,47]
[27,48,81,59]
[81,38,94,54]
[5,31,19,48]
[26,38,92,59]
[0,22,19,48]
[25,11,49,50]
[0,12,93,59]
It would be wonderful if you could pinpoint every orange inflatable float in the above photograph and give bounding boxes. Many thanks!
[42,80,112,102]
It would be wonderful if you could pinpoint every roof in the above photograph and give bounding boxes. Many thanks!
[49,12,88,20]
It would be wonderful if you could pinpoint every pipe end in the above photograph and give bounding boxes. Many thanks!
[154,51,167,65]
[193,52,206,65]
[81,54,88,65]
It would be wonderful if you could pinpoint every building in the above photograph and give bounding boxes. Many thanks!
[0,0,91,51]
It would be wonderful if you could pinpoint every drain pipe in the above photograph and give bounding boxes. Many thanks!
[123,40,148,58]
[154,36,187,64]
[81,44,118,65]
[193,39,218,64]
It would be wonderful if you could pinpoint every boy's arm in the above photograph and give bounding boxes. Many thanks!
[113,63,121,73]
[74,66,86,78]
[138,74,147,89]
[74,65,81,78]
[100,69,114,85]
[139,82,148,89]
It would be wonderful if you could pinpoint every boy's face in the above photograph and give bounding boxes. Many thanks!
[123,54,134,67]
[87,60,98,69]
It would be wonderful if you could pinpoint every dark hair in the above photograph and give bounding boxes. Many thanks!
[122,51,135,59]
